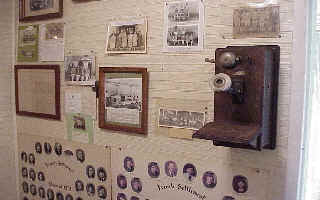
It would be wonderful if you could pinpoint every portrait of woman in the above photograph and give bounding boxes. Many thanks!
[183,163,197,181]
[165,160,178,177]
[202,171,217,188]
[22,181,29,193]
[75,180,84,191]
[117,193,127,200]
[117,174,127,189]
[66,194,73,200]
[86,165,95,178]
[47,189,54,200]
[38,187,45,198]
[123,156,135,172]
[130,196,139,200]
[97,185,107,199]
[30,184,37,196]
[54,143,63,156]
[21,151,28,162]
[148,162,160,178]
[56,192,64,200]
[29,153,35,165]
[131,177,142,193]
[44,142,52,154]
[76,149,85,163]
[97,167,107,182]
[35,142,42,154]
[22,167,28,178]
[232,175,248,193]
[29,168,36,181]
[86,183,95,197]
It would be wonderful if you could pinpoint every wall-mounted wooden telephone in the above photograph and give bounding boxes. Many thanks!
[193,46,280,151]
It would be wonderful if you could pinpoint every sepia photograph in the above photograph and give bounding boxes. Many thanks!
[232,175,248,193]
[159,108,205,130]
[30,0,53,11]
[65,55,96,85]
[73,115,86,130]
[183,163,197,181]
[165,160,178,177]
[45,22,64,40]
[148,162,160,178]
[202,171,217,188]
[167,25,199,47]
[117,174,127,189]
[167,1,200,23]
[106,18,147,54]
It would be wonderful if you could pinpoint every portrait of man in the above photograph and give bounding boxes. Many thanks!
[75,180,84,191]
[76,149,85,163]
[30,184,37,196]
[232,175,248,193]
[117,193,127,200]
[183,163,197,181]
[38,171,45,181]
[165,160,178,177]
[21,151,28,162]
[54,143,63,156]
[148,162,160,178]
[44,142,52,154]
[29,168,36,181]
[38,187,45,198]
[22,181,29,193]
[56,192,64,200]
[131,177,142,193]
[29,153,35,165]
[222,196,235,200]
[130,196,139,200]
[22,167,28,178]
[202,171,217,188]
[86,183,95,197]
[66,194,73,200]
[97,185,107,199]
[123,156,135,172]
[117,174,127,189]
[97,167,107,182]
[47,189,54,200]
[86,165,95,178]
[35,142,42,154]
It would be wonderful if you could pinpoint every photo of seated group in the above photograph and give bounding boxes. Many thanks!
[18,133,111,200]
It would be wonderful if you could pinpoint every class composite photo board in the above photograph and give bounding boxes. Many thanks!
[17,133,111,200]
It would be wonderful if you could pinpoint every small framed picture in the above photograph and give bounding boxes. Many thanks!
[99,67,148,134]
[105,18,147,54]
[19,0,63,22]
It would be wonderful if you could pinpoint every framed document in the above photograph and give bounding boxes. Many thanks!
[99,67,148,134]
[19,0,63,22]
[15,65,61,120]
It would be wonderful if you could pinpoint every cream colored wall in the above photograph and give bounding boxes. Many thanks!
[15,0,293,200]
[0,0,17,199]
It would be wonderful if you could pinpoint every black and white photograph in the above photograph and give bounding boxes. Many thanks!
[39,187,45,198]
[66,194,74,200]
[164,160,178,177]
[65,55,96,85]
[159,108,205,130]
[202,171,217,188]
[97,185,107,199]
[183,163,197,181]
[163,0,204,52]
[117,174,127,189]
[117,193,127,200]
[21,151,28,162]
[76,149,85,163]
[148,162,160,178]
[75,197,82,200]
[38,171,45,181]
[29,153,35,165]
[106,18,147,54]
[131,177,142,193]
[35,142,42,153]
[30,184,37,196]
[47,189,55,200]
[123,156,135,172]
[167,25,199,47]
[130,196,139,200]
[56,192,64,200]
[73,115,86,130]
[23,197,29,200]
[30,0,53,11]
[75,180,84,191]
[86,183,95,196]
[97,167,107,181]
[54,142,62,156]
[22,167,28,178]
[44,142,52,154]
[22,181,29,193]
[232,175,248,193]
[86,165,95,178]
[29,168,36,181]
[223,196,235,200]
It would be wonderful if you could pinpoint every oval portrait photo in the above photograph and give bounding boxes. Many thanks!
[165,160,178,177]
[123,156,135,172]
[202,171,217,188]
[148,162,160,178]
[131,177,142,193]
[117,174,127,189]
[183,163,197,181]
[232,175,248,193]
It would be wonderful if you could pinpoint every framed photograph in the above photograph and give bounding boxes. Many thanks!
[19,0,63,22]
[15,65,61,120]
[65,55,96,85]
[18,25,39,62]
[105,18,147,54]
[99,67,148,134]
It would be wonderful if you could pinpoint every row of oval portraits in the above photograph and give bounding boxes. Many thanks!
[21,142,86,163]
[123,157,248,193]
[116,193,236,200]
[22,181,107,199]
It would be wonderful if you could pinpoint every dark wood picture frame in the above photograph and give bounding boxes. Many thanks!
[19,0,63,22]
[99,67,148,135]
[15,65,61,120]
